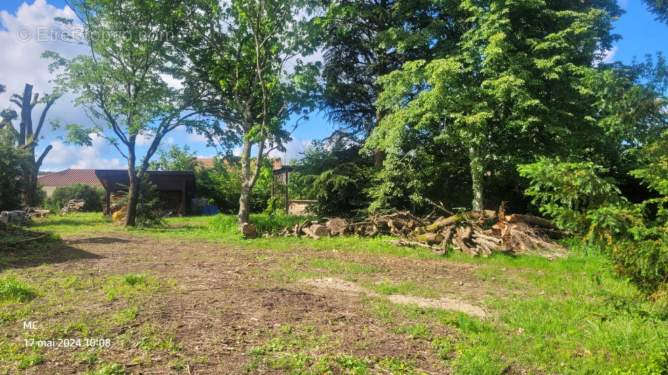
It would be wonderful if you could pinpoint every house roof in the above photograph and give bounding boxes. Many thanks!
[38,169,104,188]
[95,170,196,193]
[196,157,215,169]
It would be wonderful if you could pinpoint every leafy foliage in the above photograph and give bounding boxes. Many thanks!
[176,0,320,223]
[610,239,668,295]
[0,134,27,211]
[287,140,374,216]
[643,0,668,24]
[518,159,626,233]
[149,145,199,172]
[115,175,164,227]
[318,0,461,139]
[196,157,273,214]
[46,0,205,226]
[311,163,372,217]
[46,184,104,212]
[368,0,622,211]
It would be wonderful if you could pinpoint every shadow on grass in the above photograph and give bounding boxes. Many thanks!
[0,236,103,271]
[65,237,130,245]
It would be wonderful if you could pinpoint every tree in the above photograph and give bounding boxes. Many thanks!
[48,0,205,226]
[643,0,668,24]
[368,0,621,211]
[3,84,59,206]
[150,145,198,172]
[0,85,28,211]
[176,0,320,224]
[318,0,463,142]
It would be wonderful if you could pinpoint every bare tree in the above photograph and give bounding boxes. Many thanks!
[8,84,60,206]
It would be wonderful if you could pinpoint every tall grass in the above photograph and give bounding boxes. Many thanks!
[210,213,313,235]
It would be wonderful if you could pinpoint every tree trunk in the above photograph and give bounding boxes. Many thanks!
[125,154,139,227]
[238,137,253,224]
[469,145,484,211]
[373,109,385,168]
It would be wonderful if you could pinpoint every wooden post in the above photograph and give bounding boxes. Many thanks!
[181,179,187,216]
[105,190,111,215]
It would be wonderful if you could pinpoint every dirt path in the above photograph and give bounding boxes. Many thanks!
[4,233,495,374]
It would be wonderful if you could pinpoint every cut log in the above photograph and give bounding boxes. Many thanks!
[326,218,349,236]
[303,224,330,239]
[506,214,556,229]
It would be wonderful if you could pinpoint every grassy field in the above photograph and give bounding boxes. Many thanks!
[0,213,666,374]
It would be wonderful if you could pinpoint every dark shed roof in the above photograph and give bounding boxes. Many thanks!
[94,170,196,193]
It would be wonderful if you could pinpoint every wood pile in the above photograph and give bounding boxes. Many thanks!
[279,208,567,259]
[0,210,30,226]
[61,199,86,214]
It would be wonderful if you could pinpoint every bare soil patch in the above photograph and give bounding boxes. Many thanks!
[302,277,487,318]
[2,232,498,374]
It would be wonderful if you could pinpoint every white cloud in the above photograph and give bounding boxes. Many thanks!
[603,46,619,63]
[0,0,85,106]
[43,134,125,171]
[269,138,311,162]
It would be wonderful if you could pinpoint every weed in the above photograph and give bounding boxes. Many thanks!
[112,307,139,325]
[0,277,36,303]
[17,353,43,369]
[86,362,126,375]
[103,274,159,301]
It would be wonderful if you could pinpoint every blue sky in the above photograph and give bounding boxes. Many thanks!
[0,0,666,171]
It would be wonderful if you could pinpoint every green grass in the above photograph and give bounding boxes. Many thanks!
[0,277,37,303]
[370,280,438,298]
[18,213,668,374]
[102,273,160,301]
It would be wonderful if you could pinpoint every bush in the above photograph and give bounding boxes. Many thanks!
[0,142,27,211]
[46,184,104,212]
[195,157,272,214]
[114,176,164,227]
[311,162,372,217]
[609,239,668,295]
[518,158,628,234]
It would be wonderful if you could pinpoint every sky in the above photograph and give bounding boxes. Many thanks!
[0,0,666,171]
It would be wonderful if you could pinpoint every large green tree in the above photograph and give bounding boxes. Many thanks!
[49,0,205,226]
[176,0,320,224]
[367,0,621,211]
[319,0,463,141]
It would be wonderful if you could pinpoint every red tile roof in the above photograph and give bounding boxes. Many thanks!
[196,157,215,169]
[38,169,104,188]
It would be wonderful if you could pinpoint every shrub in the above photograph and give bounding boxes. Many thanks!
[46,184,104,212]
[0,142,27,211]
[114,175,164,227]
[195,157,272,214]
[518,158,628,234]
[609,239,668,295]
[311,162,372,217]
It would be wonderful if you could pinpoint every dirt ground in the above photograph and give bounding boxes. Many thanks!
[1,232,496,374]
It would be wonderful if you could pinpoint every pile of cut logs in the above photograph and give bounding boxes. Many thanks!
[279,208,567,259]
[61,199,86,214]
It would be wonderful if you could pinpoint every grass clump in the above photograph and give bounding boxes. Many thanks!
[0,277,37,303]
[85,363,126,375]
[102,273,159,301]
[210,213,312,236]
[17,352,44,369]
